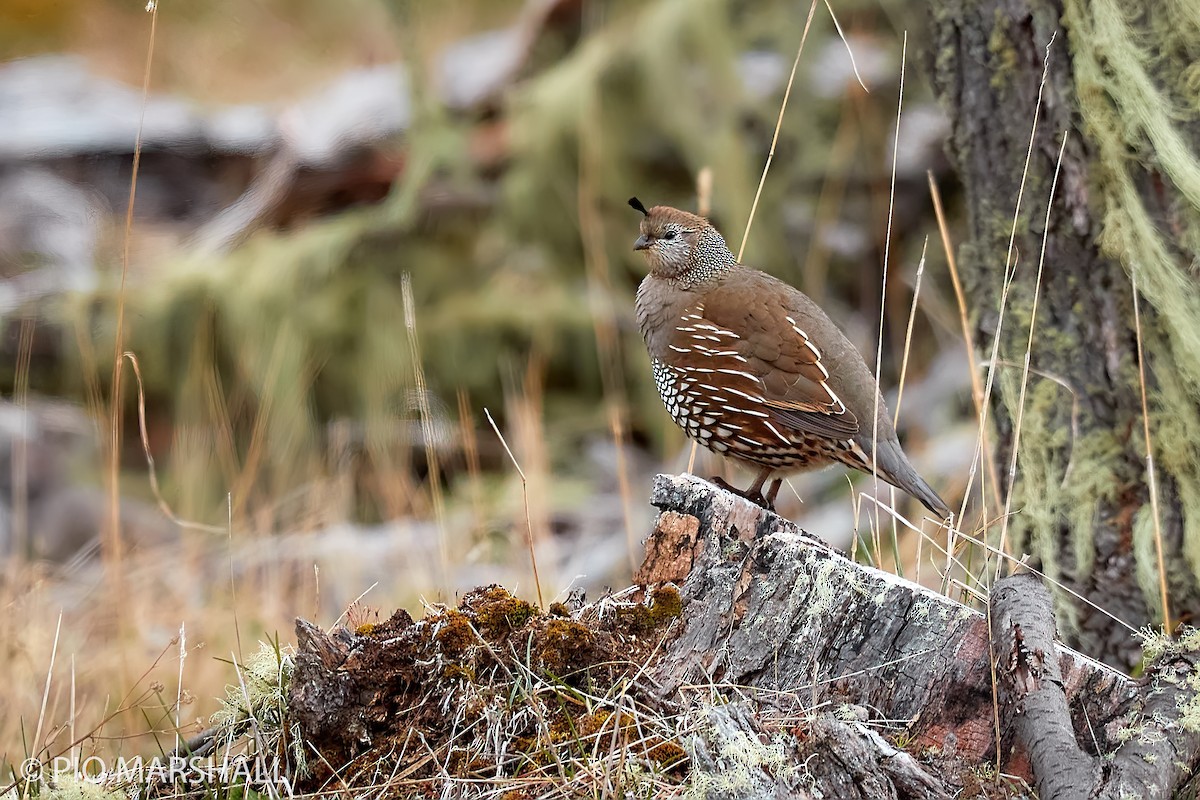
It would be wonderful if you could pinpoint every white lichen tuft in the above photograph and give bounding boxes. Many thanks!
[685,711,797,798]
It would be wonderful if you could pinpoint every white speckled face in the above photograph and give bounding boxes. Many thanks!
[637,221,700,279]
[633,205,737,285]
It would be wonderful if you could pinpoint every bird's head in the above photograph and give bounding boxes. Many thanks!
[628,197,732,281]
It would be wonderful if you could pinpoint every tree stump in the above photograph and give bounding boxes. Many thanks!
[643,473,1200,798]
[286,475,1200,798]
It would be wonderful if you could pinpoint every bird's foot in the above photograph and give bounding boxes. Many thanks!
[709,476,776,513]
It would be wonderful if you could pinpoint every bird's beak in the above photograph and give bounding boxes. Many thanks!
[633,234,651,251]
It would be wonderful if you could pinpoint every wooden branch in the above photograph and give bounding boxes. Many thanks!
[989,573,1097,799]
[989,571,1200,799]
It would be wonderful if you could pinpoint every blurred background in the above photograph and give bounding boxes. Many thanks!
[0,0,975,760]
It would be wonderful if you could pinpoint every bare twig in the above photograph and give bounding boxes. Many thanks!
[870,31,907,568]
[485,408,545,608]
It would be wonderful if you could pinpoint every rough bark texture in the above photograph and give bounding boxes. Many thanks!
[927,0,1200,668]
[990,574,1097,799]
[646,474,1200,798]
[646,475,1134,777]
[286,475,1200,797]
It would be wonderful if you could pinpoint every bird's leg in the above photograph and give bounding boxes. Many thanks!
[709,476,736,493]
[744,469,776,511]
[709,468,776,511]
[765,478,783,508]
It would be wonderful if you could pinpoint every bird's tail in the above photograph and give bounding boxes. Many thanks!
[874,440,952,520]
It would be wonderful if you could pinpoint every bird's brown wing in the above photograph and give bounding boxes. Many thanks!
[661,291,859,441]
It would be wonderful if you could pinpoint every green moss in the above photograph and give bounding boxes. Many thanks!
[649,586,683,623]
[1063,0,1200,590]
[615,605,655,636]
[434,610,479,656]
[538,619,593,675]
[474,587,537,637]
[986,9,1021,90]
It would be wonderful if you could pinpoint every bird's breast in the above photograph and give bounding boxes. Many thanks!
[636,276,696,358]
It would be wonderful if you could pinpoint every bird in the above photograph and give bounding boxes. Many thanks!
[629,196,950,519]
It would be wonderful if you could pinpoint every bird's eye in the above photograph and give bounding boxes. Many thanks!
[663,231,678,240]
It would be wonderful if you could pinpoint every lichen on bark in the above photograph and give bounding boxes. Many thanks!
[929,0,1200,666]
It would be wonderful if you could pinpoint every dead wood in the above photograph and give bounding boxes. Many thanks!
[989,572,1200,799]
[286,474,1200,797]
[647,473,1200,798]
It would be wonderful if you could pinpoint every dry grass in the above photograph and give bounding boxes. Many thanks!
[0,1,549,785]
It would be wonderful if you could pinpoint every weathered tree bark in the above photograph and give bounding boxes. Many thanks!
[927,0,1200,666]
[988,570,1200,800]
[284,476,1200,797]
[989,575,1097,800]
[646,474,1200,798]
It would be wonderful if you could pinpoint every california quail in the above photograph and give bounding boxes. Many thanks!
[629,197,950,518]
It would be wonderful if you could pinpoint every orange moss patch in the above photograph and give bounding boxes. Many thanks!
[650,585,683,622]
[536,619,596,675]
[433,610,478,657]
[470,585,537,637]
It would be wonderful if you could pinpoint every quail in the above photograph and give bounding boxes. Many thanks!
[629,197,950,518]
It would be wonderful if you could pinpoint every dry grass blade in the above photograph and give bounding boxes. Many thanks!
[890,236,928,577]
[402,272,450,596]
[994,131,1068,579]
[124,352,226,533]
[175,623,186,754]
[892,237,928,425]
[11,318,34,562]
[103,0,160,616]
[328,583,380,633]
[736,0,819,262]
[1132,269,1172,633]
[869,31,907,569]
[696,166,713,217]
[822,0,869,93]
[32,611,64,760]
[456,388,486,543]
[928,172,998,528]
[484,407,545,608]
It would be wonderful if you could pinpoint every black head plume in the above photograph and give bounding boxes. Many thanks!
[628,197,649,216]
